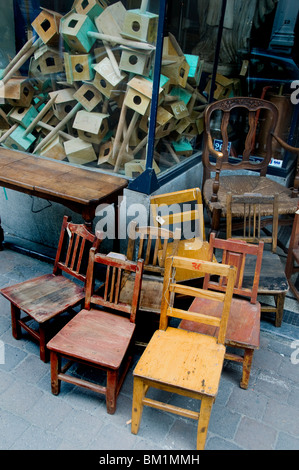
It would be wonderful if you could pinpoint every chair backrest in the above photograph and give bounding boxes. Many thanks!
[53,215,102,282]
[160,255,236,345]
[126,221,181,274]
[85,249,144,323]
[285,203,299,279]
[204,232,264,304]
[226,192,279,253]
[150,187,205,242]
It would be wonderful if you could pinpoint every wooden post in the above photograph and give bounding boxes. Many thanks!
[112,103,128,159]
[1,39,41,85]
[87,31,155,51]
[114,111,139,172]
[24,95,57,136]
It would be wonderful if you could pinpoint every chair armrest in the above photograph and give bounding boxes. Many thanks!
[272,133,299,198]
[206,134,223,160]
[271,133,299,155]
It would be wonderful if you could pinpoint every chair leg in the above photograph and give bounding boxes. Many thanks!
[50,351,61,395]
[106,369,118,414]
[11,304,22,339]
[240,348,254,389]
[131,376,146,435]
[275,292,286,328]
[39,323,49,363]
[197,395,213,450]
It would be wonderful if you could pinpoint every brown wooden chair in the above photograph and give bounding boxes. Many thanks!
[131,255,236,450]
[119,222,181,314]
[285,203,299,301]
[47,250,144,414]
[180,233,264,389]
[226,193,289,327]
[0,215,102,362]
[150,187,212,280]
[202,97,299,239]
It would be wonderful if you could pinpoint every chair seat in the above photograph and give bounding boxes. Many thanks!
[180,297,260,349]
[204,175,299,217]
[134,327,226,397]
[47,308,136,369]
[0,274,85,323]
[243,250,289,294]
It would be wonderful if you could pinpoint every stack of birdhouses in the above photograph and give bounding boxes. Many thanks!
[0,0,207,176]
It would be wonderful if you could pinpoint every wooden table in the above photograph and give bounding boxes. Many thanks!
[0,148,128,249]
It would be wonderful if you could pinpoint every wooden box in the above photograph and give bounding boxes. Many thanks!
[165,100,189,120]
[95,1,126,45]
[124,158,160,177]
[97,140,115,166]
[73,110,109,144]
[5,125,35,151]
[34,45,64,75]
[93,57,127,99]
[32,8,62,45]
[204,73,234,100]
[172,138,193,156]
[185,54,204,86]
[61,11,97,53]
[0,78,34,107]
[64,137,97,164]
[121,9,158,43]
[161,55,190,88]
[64,52,94,83]
[73,83,103,112]
[72,0,107,20]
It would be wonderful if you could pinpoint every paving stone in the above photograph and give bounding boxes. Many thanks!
[10,424,63,450]
[275,432,299,450]
[263,399,299,436]
[234,416,277,450]
[206,436,244,450]
[226,387,268,420]
[0,408,30,449]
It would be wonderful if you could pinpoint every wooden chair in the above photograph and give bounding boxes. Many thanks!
[47,250,144,414]
[180,233,264,389]
[150,187,212,280]
[226,193,289,327]
[131,255,236,450]
[226,192,279,252]
[119,222,181,314]
[202,97,299,239]
[285,204,299,301]
[0,215,101,362]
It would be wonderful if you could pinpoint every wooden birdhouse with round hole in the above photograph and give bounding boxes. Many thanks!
[64,52,94,84]
[93,57,127,99]
[4,125,36,152]
[73,110,109,144]
[64,137,97,165]
[95,1,127,46]
[124,76,162,115]
[119,47,153,77]
[34,45,64,75]
[121,5,158,44]
[32,8,62,45]
[97,140,115,166]
[8,105,38,128]
[49,88,77,120]
[73,83,103,112]
[72,0,107,20]
[61,11,97,53]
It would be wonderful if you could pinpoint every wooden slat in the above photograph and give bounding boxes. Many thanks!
[167,307,221,327]
[169,283,225,302]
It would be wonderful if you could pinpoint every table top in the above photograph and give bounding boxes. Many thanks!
[0,148,128,207]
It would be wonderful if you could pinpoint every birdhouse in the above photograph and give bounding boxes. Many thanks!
[34,45,64,75]
[161,55,190,88]
[121,9,158,43]
[8,105,38,128]
[93,57,127,99]
[61,11,97,53]
[97,140,115,166]
[64,137,97,164]
[5,125,35,151]
[124,76,162,115]
[73,83,103,112]
[31,8,62,45]
[73,110,109,144]
[165,100,189,121]
[124,158,160,178]
[64,52,94,84]
[72,0,107,20]
[95,1,126,45]
[204,73,234,100]
[40,135,67,160]
[49,89,77,120]
[139,106,175,138]
[119,47,153,77]
[0,78,34,107]
[185,54,204,86]
[172,138,193,157]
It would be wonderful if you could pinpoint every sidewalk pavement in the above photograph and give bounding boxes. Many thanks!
[0,245,299,451]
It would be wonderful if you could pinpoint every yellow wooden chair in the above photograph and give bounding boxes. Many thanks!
[131,255,236,450]
[150,187,212,281]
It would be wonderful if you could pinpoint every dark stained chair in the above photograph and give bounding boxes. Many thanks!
[202,97,299,240]
[47,250,144,414]
[285,203,299,301]
[0,215,102,362]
